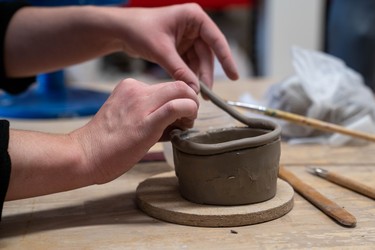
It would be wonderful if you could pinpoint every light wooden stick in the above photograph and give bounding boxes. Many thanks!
[227,101,375,143]
[279,166,357,228]
[309,167,375,200]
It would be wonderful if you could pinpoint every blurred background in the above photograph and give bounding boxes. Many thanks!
[3,0,375,120]
[66,0,328,86]
[6,0,375,93]
[76,0,374,94]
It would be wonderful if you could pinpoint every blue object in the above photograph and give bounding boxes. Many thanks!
[0,0,127,118]
[0,71,109,118]
[325,0,375,91]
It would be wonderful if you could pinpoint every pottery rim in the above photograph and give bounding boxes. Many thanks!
[171,118,281,155]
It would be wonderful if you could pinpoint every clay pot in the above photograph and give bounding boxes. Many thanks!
[171,122,281,206]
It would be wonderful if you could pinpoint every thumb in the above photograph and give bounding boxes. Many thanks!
[148,98,198,136]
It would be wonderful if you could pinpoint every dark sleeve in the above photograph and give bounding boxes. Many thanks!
[0,1,35,95]
[0,120,11,221]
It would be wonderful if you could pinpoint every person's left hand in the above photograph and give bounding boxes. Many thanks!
[109,3,239,92]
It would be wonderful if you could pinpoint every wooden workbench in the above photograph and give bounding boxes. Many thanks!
[1,79,374,249]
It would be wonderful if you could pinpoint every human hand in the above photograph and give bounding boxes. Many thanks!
[71,79,198,184]
[5,4,238,90]
[109,3,239,92]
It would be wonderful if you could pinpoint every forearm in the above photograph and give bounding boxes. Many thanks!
[6,129,91,200]
[3,78,199,200]
[4,5,123,77]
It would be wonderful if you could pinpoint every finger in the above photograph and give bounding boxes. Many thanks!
[199,16,239,80]
[194,38,214,89]
[147,98,198,137]
[154,44,200,93]
[159,125,179,142]
[186,48,200,76]
[159,116,194,141]
[146,81,199,113]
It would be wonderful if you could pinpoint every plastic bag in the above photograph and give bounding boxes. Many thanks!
[266,47,375,145]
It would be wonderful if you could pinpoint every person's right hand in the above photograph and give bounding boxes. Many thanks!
[107,3,239,92]
[5,4,238,93]
[70,78,198,185]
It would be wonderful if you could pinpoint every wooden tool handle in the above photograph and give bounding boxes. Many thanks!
[326,172,375,200]
[279,167,357,227]
[267,109,375,143]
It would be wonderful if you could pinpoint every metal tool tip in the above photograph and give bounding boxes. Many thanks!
[306,166,327,177]
[306,166,317,174]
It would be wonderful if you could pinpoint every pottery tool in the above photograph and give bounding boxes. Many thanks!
[278,166,357,227]
[308,167,375,200]
[199,82,281,135]
[226,100,375,143]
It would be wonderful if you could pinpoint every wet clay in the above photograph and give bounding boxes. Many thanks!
[170,82,282,206]
[199,81,277,132]
[136,171,294,227]
[171,126,281,205]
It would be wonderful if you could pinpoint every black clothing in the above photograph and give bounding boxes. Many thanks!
[0,1,36,220]
[0,120,10,220]
[0,1,35,94]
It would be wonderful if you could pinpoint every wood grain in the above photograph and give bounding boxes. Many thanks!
[2,80,375,249]
[279,166,357,227]
[324,170,375,200]
[136,171,294,227]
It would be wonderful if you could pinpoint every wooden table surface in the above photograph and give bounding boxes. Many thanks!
[1,79,374,249]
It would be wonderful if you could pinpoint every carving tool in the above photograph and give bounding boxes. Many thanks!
[227,100,375,143]
[308,167,375,200]
[278,166,357,227]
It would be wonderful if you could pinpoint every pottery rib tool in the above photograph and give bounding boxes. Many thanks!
[227,100,375,143]
[278,166,357,228]
[308,167,375,200]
